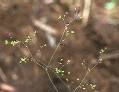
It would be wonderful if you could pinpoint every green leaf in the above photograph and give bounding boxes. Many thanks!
[105,2,116,9]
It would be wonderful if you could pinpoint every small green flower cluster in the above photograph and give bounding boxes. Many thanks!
[25,36,32,43]
[20,57,28,64]
[4,39,20,46]
[54,68,65,76]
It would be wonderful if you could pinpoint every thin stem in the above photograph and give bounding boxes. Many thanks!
[72,71,89,92]
[72,61,100,92]
[21,43,59,92]
[45,68,59,92]
[49,66,71,91]
[47,29,66,66]
[47,16,77,67]
[21,43,46,69]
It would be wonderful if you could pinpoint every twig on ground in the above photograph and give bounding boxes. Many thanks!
[0,67,8,82]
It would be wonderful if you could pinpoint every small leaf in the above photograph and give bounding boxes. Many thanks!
[105,2,116,10]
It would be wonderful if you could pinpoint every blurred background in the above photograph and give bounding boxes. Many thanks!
[0,0,119,92]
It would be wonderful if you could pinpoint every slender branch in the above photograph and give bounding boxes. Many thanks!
[0,67,8,82]
[49,67,71,92]
[72,60,100,92]
[47,29,66,66]
[21,43,46,69]
[45,68,59,92]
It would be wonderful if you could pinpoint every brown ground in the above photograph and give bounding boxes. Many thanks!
[0,0,119,92]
